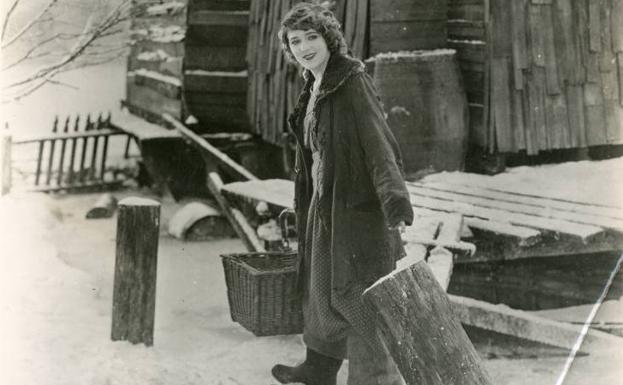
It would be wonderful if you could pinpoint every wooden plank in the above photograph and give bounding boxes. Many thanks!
[589,0,602,51]
[604,99,623,143]
[566,84,587,147]
[464,217,542,246]
[545,93,570,149]
[165,114,258,181]
[613,0,623,52]
[369,20,447,54]
[183,71,247,93]
[552,0,578,85]
[187,10,249,26]
[207,172,264,252]
[492,57,514,152]
[511,90,527,150]
[618,53,623,106]
[13,129,124,144]
[418,180,623,220]
[184,45,246,71]
[423,172,623,212]
[540,6,561,95]
[186,24,248,47]
[511,0,529,72]
[134,69,181,99]
[428,213,463,290]
[491,0,512,58]
[222,179,294,210]
[408,183,623,231]
[599,0,616,72]
[528,4,546,67]
[529,68,548,150]
[370,0,447,21]
[584,82,608,145]
[407,192,606,241]
[449,295,623,353]
[447,20,485,40]
[448,4,485,20]
[126,80,182,120]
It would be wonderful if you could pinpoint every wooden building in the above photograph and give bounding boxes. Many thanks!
[449,0,623,156]
[123,0,623,171]
[125,0,250,133]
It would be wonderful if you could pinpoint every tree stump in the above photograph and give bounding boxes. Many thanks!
[362,260,493,385]
[111,197,160,346]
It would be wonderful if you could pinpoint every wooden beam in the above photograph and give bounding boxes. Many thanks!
[449,294,623,353]
[163,113,258,182]
[206,172,264,252]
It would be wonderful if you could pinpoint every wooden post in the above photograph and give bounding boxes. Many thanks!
[1,132,11,195]
[362,261,493,385]
[111,197,160,346]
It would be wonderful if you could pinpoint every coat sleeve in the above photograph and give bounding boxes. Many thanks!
[347,72,414,227]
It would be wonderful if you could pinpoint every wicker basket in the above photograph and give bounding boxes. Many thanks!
[221,251,303,336]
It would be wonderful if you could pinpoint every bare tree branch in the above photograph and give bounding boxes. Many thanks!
[2,0,132,102]
[2,0,60,49]
[1,0,20,42]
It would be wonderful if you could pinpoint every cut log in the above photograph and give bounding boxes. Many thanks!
[86,193,118,219]
[111,197,160,346]
[363,260,493,385]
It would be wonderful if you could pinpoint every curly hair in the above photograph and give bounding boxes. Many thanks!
[278,1,348,64]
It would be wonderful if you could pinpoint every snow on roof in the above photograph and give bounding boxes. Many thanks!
[146,1,186,16]
[184,70,248,77]
[134,69,182,87]
[366,49,456,62]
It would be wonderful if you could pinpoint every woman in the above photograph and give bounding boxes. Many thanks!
[273,2,414,385]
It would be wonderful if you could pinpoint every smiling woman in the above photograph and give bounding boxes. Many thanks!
[271,2,414,385]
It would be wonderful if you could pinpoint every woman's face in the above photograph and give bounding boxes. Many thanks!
[287,29,330,74]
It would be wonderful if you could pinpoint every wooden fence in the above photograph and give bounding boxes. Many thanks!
[7,113,131,193]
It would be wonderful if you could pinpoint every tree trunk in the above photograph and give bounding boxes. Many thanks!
[362,260,492,385]
[111,197,160,346]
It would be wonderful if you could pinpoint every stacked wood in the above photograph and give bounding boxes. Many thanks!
[126,0,187,123]
[369,0,448,55]
[183,0,250,133]
[449,0,623,155]
[246,0,369,146]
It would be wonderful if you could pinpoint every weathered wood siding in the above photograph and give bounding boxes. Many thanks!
[126,0,187,123]
[450,0,623,154]
[183,0,251,132]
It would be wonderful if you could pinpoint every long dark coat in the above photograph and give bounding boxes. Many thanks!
[289,53,415,295]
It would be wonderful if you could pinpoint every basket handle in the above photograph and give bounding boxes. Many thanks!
[279,208,295,251]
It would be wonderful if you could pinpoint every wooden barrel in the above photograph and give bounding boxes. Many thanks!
[369,0,448,55]
[368,50,469,177]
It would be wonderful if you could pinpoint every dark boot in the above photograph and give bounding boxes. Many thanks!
[271,348,343,385]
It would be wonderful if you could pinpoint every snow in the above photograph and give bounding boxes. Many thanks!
[2,61,623,385]
[367,49,456,62]
[134,68,182,87]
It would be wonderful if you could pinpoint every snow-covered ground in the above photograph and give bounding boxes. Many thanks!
[1,61,622,385]
[1,160,622,385]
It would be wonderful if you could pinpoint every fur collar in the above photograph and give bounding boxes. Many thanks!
[302,53,365,101]
[289,54,365,137]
